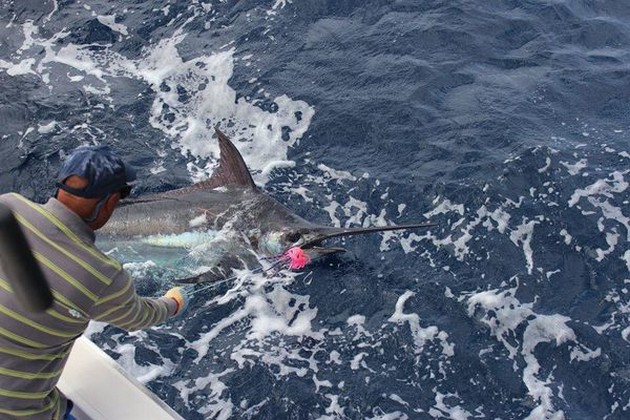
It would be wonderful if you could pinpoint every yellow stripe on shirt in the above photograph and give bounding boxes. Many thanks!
[32,252,98,302]
[0,277,85,325]
[127,305,151,330]
[50,290,88,321]
[94,274,133,306]
[14,213,113,286]
[0,387,52,399]
[0,366,62,380]
[107,304,141,328]
[93,294,134,321]
[0,346,69,361]
[0,327,46,348]
[0,390,58,416]
[0,304,78,339]
[11,194,121,270]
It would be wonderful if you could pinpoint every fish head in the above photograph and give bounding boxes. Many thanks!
[257,222,437,261]
[257,227,346,259]
[257,227,345,258]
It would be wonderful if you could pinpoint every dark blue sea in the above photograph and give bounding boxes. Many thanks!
[1,1,629,419]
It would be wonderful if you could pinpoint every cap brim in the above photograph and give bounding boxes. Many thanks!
[125,165,137,183]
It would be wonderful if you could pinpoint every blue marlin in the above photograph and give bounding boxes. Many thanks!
[97,128,435,283]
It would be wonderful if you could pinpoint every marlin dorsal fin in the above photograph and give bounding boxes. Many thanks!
[194,128,258,191]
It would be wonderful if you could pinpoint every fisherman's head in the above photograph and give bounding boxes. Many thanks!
[56,145,136,230]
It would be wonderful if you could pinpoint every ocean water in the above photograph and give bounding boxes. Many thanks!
[1,1,629,419]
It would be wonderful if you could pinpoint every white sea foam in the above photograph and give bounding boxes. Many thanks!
[466,279,599,418]
[150,164,166,175]
[188,213,208,228]
[366,411,409,420]
[0,57,37,76]
[115,338,177,384]
[388,291,453,356]
[190,271,319,363]
[559,229,572,245]
[538,157,551,173]
[350,352,369,370]
[96,15,129,36]
[122,260,157,275]
[2,20,314,186]
[569,344,601,362]
[37,121,58,134]
[509,219,539,275]
[7,6,627,419]
[568,171,629,245]
[319,393,345,419]
[317,163,357,182]
[429,391,472,419]
[424,198,465,217]
[268,0,294,15]
[388,394,409,406]
[173,368,235,419]
[561,158,587,175]
[401,195,543,274]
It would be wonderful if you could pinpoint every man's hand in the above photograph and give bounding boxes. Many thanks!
[164,285,193,317]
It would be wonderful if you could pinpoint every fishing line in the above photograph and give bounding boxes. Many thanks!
[188,263,273,296]
[187,247,311,297]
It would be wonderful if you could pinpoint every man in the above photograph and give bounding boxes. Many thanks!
[0,145,190,419]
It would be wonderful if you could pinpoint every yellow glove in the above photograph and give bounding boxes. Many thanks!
[164,286,191,317]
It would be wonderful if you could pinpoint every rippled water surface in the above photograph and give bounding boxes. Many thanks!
[1,1,629,419]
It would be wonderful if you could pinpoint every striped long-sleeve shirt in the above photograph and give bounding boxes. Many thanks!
[0,193,177,419]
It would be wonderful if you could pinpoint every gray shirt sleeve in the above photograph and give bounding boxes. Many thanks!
[90,269,177,331]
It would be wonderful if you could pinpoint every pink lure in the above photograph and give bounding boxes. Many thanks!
[282,247,311,270]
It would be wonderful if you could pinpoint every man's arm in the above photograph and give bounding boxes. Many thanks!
[90,270,177,331]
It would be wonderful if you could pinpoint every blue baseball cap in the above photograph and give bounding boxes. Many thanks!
[57,145,136,199]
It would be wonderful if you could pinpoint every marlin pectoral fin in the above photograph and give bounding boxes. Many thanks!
[175,250,254,284]
[175,265,230,284]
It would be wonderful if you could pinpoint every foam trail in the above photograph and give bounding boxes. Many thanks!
[1,21,315,186]
[466,279,600,419]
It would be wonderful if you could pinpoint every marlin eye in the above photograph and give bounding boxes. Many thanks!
[284,232,301,244]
